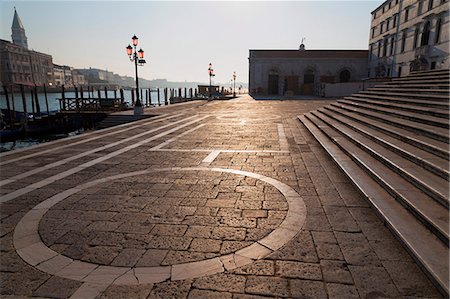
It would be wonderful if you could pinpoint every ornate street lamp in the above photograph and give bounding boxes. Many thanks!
[208,63,215,99]
[232,71,236,97]
[126,35,146,116]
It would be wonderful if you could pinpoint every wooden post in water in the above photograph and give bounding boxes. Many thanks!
[114,88,117,100]
[157,88,161,106]
[11,84,16,121]
[120,88,124,107]
[80,86,84,99]
[145,89,149,107]
[75,86,80,111]
[30,88,36,120]
[104,86,108,99]
[10,85,16,122]
[184,87,187,99]
[164,88,168,105]
[140,89,143,103]
[62,85,66,111]
[150,89,153,106]
[20,84,28,126]
[131,88,135,106]
[97,88,101,99]
[3,86,13,128]
[34,84,41,116]
[43,84,49,115]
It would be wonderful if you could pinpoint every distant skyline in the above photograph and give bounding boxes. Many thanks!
[0,1,381,84]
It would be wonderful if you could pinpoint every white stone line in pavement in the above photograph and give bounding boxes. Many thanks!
[200,150,221,166]
[13,167,306,292]
[277,123,289,151]
[152,148,289,154]
[0,116,209,203]
[0,114,197,188]
[69,282,108,299]
[0,114,183,166]
[149,123,206,150]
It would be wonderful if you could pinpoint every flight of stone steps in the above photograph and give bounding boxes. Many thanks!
[299,68,449,295]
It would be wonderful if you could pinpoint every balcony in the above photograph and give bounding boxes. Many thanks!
[415,45,431,57]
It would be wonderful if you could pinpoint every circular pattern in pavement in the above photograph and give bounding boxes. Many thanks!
[13,167,306,285]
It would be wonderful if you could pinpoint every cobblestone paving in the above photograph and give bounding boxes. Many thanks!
[0,96,442,298]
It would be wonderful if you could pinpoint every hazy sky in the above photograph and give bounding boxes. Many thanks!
[1,1,381,84]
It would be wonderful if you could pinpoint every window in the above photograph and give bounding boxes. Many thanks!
[369,44,373,61]
[421,21,431,46]
[378,41,382,57]
[393,14,398,27]
[390,36,395,55]
[413,26,420,48]
[380,22,384,33]
[398,66,402,77]
[389,1,392,9]
[435,18,442,43]
[396,0,399,4]
[428,0,434,10]
[405,7,410,21]
[383,38,388,56]
[372,27,376,38]
[431,61,437,69]
[382,5,385,12]
[418,1,424,15]
[387,18,391,30]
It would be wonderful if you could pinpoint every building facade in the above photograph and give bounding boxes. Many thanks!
[0,39,53,86]
[0,9,53,86]
[248,48,368,96]
[368,0,449,77]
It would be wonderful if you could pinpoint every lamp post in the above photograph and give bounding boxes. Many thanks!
[126,35,146,116]
[208,63,215,99]
[232,71,236,97]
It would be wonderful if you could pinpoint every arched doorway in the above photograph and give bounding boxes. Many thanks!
[302,69,315,95]
[339,69,351,82]
[268,74,279,95]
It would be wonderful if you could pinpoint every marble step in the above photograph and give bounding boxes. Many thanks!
[360,90,449,101]
[299,113,449,296]
[324,105,449,160]
[408,69,450,77]
[369,87,449,94]
[345,96,449,119]
[338,99,449,129]
[315,109,449,207]
[378,84,450,89]
[318,107,449,181]
[329,103,449,143]
[389,77,450,84]
[348,93,449,110]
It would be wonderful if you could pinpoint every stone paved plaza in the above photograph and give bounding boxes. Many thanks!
[0,96,442,298]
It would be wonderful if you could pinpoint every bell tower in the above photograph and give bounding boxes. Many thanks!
[11,7,28,49]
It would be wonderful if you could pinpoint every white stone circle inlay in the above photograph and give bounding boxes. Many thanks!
[13,167,306,285]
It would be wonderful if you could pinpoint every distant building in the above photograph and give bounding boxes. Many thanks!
[0,39,53,86]
[248,46,368,96]
[0,9,53,86]
[368,0,449,77]
[74,68,109,84]
[11,8,28,50]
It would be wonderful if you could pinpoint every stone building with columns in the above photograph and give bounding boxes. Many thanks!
[368,0,449,77]
[248,47,368,96]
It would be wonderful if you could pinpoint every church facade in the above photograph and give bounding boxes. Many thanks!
[248,48,368,96]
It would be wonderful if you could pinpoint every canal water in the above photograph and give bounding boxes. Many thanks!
[0,89,168,152]
[0,89,166,113]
